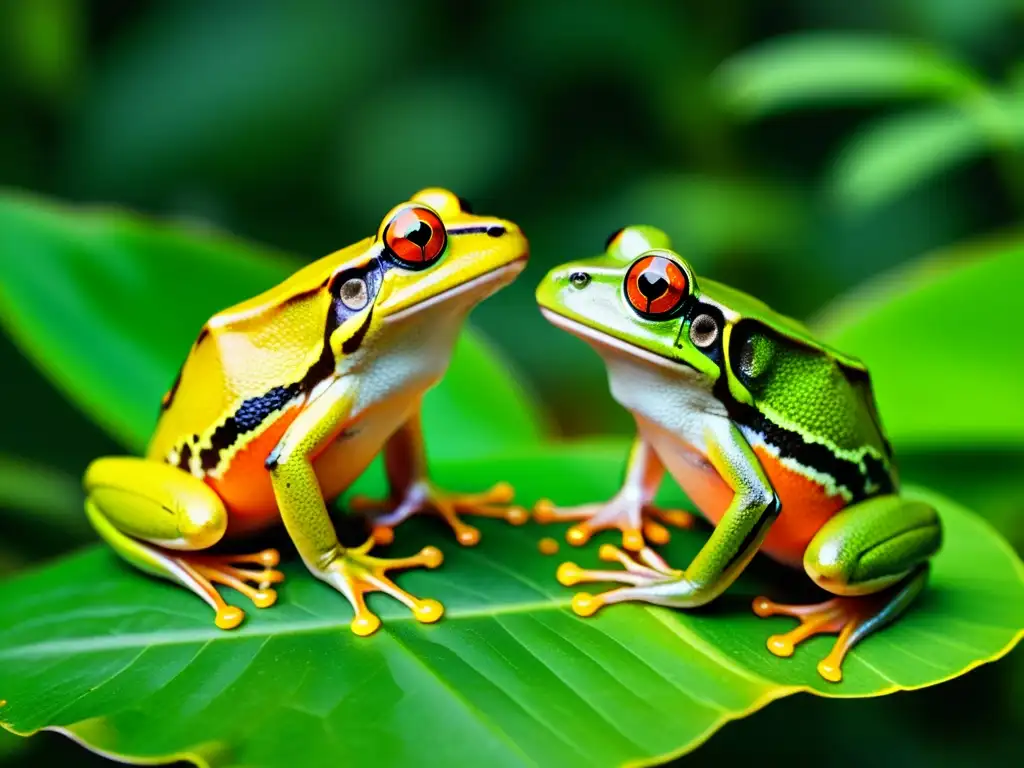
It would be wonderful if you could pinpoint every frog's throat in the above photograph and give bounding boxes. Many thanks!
[539,307,696,373]
[383,259,527,324]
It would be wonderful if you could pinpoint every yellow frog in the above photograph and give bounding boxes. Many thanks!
[83,189,529,636]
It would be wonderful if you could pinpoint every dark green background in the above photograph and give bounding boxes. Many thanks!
[1,1,1021,766]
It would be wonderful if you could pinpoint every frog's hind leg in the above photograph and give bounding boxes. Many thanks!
[753,495,942,683]
[84,457,284,629]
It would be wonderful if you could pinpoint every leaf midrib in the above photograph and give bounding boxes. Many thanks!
[0,599,575,659]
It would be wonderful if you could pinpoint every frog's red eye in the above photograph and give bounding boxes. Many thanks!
[624,254,688,317]
[383,206,447,268]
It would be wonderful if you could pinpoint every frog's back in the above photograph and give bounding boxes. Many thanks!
[146,249,353,473]
[725,317,896,501]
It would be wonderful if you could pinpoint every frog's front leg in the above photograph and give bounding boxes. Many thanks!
[753,495,941,682]
[534,436,695,551]
[348,405,528,546]
[268,379,444,636]
[84,457,283,630]
[558,420,778,613]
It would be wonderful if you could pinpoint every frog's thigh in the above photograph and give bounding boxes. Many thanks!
[803,494,942,596]
[85,456,227,560]
[83,457,277,629]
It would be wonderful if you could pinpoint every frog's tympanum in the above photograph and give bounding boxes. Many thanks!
[84,189,529,636]
[535,226,941,682]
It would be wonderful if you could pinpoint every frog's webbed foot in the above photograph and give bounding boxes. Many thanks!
[174,549,284,630]
[557,544,683,617]
[316,540,445,636]
[753,565,929,683]
[350,480,528,547]
[534,495,695,552]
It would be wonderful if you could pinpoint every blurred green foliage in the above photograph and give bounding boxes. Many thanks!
[1,1,1022,766]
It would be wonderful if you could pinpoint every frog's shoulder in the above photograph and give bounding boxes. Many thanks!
[698,277,866,373]
[148,243,373,463]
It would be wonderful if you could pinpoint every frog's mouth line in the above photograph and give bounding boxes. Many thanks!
[539,307,697,373]
[384,257,528,323]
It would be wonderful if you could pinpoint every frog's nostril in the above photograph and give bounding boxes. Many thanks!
[569,271,591,289]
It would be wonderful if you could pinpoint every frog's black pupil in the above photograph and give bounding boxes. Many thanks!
[604,227,625,250]
[406,221,432,247]
[637,269,668,300]
[458,196,474,214]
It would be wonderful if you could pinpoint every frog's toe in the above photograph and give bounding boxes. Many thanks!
[558,544,684,618]
[534,497,693,551]
[358,480,526,547]
[753,564,930,683]
[170,548,285,630]
[214,605,246,630]
[320,542,446,636]
[187,549,284,609]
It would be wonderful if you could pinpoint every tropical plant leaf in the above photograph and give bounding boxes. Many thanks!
[0,191,545,458]
[829,94,1024,213]
[0,455,88,574]
[0,456,83,528]
[714,33,984,118]
[814,234,1024,449]
[830,106,986,212]
[1,442,1020,768]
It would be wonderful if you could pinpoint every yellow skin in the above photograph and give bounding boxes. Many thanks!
[84,189,529,635]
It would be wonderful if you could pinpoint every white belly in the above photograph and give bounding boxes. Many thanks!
[312,308,465,496]
[603,348,725,450]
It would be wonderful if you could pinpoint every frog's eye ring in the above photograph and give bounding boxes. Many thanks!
[339,277,369,311]
[383,206,447,269]
[689,313,719,348]
[624,254,688,317]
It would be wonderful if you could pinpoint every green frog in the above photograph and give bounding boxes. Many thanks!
[534,225,941,682]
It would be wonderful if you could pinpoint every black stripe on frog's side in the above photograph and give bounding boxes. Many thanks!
[160,326,212,413]
[177,442,192,473]
[195,259,390,473]
[200,383,304,471]
[160,363,185,413]
[711,327,895,502]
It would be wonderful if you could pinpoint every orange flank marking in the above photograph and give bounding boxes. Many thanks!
[538,537,559,555]
[752,447,846,568]
[209,404,303,536]
[666,445,847,569]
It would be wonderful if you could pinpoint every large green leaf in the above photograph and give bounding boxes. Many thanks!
[713,33,985,118]
[814,235,1024,449]
[830,106,990,213]
[0,191,544,458]
[1,443,1020,768]
[829,94,1024,213]
[0,456,82,528]
[0,455,87,575]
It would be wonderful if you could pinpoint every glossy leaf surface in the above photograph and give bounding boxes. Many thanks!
[1,443,1020,768]
[814,236,1024,449]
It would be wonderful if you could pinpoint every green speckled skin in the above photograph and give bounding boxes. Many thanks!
[730,322,892,475]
